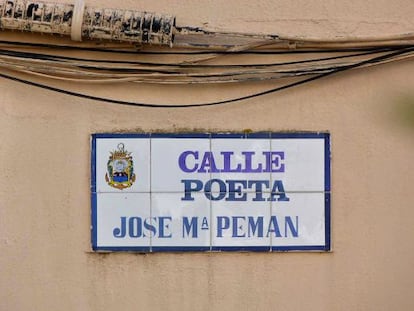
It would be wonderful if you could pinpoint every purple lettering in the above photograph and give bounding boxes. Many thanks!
[178,151,199,173]
[263,151,285,172]
[241,151,263,172]
[199,152,219,173]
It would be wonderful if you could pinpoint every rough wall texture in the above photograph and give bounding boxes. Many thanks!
[1,0,414,310]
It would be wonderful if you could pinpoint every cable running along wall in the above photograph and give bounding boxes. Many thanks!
[0,0,413,107]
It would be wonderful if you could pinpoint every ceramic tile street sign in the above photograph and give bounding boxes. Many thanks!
[91,133,330,252]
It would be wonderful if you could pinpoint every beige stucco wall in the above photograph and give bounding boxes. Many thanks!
[1,0,414,310]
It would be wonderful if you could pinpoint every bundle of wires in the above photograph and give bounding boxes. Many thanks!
[0,29,413,108]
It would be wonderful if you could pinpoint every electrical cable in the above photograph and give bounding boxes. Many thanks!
[1,47,411,84]
[0,47,412,108]
[0,39,413,55]
[0,2,412,109]
[177,26,414,43]
[0,46,401,68]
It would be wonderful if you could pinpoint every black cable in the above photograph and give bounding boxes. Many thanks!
[0,46,401,70]
[0,47,412,108]
[0,39,411,55]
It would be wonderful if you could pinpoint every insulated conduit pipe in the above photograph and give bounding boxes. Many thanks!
[0,0,176,46]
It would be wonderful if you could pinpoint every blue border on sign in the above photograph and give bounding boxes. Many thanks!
[211,133,247,139]
[211,246,271,252]
[93,133,151,139]
[151,246,211,252]
[324,133,331,191]
[91,132,331,252]
[151,132,211,139]
[92,246,151,252]
[91,136,97,249]
[324,192,331,251]
[269,132,328,139]
[324,134,331,251]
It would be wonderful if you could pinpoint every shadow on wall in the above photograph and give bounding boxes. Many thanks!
[394,94,414,131]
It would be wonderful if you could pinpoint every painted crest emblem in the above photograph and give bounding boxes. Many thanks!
[105,143,136,190]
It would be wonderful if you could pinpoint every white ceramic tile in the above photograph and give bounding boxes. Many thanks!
[151,138,211,193]
[210,138,272,186]
[270,138,326,192]
[92,135,329,252]
[211,193,271,249]
[95,138,150,193]
[95,193,151,248]
[150,193,210,249]
[271,192,327,248]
